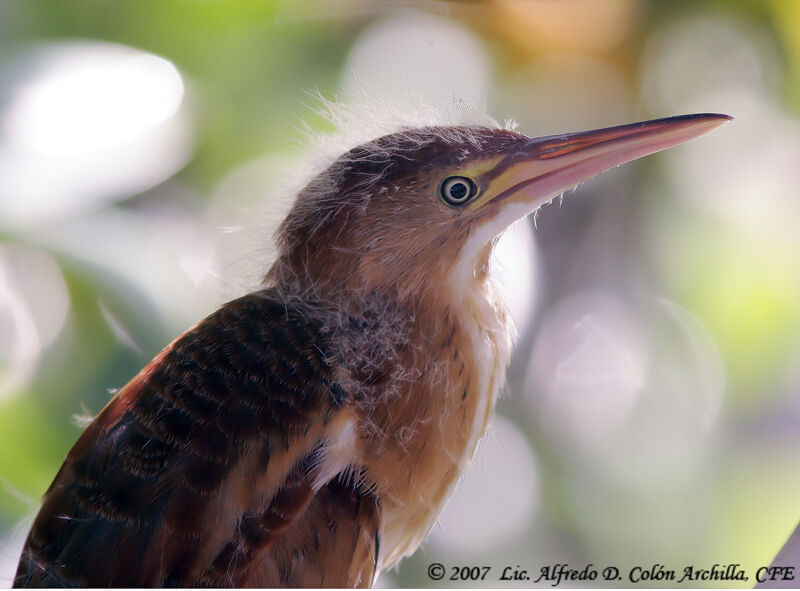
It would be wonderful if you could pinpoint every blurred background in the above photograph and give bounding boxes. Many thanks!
[0,0,798,587]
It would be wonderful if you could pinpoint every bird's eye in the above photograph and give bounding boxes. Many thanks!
[440,176,478,206]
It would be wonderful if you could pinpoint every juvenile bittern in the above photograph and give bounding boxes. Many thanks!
[14,109,730,587]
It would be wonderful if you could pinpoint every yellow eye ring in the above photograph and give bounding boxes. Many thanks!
[440,176,478,206]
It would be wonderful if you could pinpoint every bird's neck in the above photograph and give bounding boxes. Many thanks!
[266,250,513,569]
[363,262,514,569]
[266,245,513,400]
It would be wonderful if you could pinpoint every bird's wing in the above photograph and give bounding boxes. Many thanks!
[14,289,379,588]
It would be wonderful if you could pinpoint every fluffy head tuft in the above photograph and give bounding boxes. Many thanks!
[302,88,510,161]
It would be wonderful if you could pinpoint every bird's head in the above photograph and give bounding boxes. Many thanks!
[267,113,730,305]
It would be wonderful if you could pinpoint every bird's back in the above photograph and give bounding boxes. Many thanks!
[14,288,380,588]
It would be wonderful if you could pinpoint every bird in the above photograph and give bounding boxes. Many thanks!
[13,103,731,588]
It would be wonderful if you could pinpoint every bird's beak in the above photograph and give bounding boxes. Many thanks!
[474,113,732,215]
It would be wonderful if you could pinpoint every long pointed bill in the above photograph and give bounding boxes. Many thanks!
[473,113,732,214]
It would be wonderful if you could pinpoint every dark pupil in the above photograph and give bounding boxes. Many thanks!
[449,182,468,200]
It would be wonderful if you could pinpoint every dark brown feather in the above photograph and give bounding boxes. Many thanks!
[14,289,378,588]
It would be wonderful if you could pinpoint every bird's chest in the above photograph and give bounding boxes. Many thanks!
[369,283,513,568]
